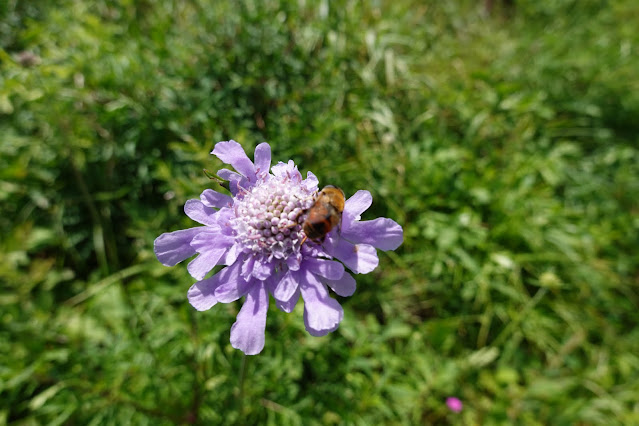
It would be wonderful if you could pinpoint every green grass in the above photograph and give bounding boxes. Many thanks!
[1,0,638,424]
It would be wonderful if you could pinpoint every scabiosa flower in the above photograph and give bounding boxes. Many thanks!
[154,140,403,355]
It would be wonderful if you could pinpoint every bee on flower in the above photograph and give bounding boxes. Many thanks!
[302,185,345,244]
[154,140,403,355]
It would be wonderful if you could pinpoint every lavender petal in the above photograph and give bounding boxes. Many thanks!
[329,239,379,274]
[273,269,299,303]
[189,231,234,251]
[212,140,256,182]
[188,277,222,311]
[230,282,269,355]
[341,190,373,232]
[216,168,249,197]
[213,261,253,303]
[184,199,218,226]
[341,217,403,251]
[187,247,229,280]
[213,207,235,233]
[302,171,319,192]
[200,189,233,209]
[304,257,345,280]
[154,227,202,266]
[221,243,240,266]
[271,160,302,182]
[240,255,256,281]
[286,252,302,271]
[216,168,243,182]
[275,289,300,313]
[252,259,274,281]
[253,142,271,179]
[300,269,343,336]
[322,272,357,297]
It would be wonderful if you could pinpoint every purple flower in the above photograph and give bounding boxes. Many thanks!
[446,397,463,412]
[154,140,403,355]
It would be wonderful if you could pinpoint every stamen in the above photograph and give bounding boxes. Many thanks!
[231,174,311,260]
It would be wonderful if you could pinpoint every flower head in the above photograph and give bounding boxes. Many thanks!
[154,140,403,354]
[446,397,463,412]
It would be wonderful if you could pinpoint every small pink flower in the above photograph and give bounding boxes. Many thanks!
[446,397,463,412]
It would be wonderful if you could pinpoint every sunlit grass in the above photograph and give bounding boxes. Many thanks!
[1,0,638,424]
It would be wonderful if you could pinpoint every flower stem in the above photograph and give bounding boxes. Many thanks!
[238,353,249,417]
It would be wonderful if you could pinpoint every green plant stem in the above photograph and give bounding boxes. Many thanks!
[238,354,249,418]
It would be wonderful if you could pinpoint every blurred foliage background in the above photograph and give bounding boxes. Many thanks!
[1,0,638,424]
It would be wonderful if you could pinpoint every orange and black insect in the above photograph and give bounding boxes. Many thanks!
[302,185,345,244]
